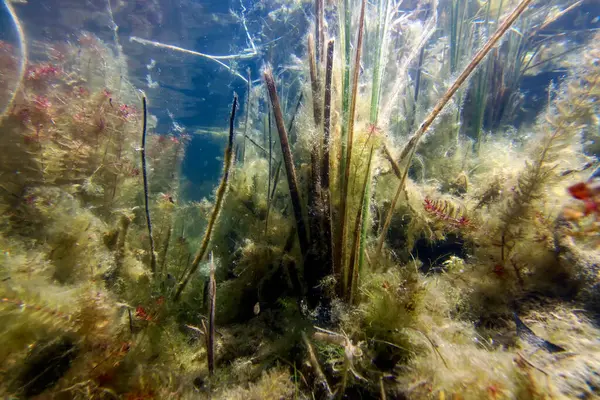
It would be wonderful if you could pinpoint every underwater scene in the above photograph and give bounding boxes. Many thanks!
[1,0,600,398]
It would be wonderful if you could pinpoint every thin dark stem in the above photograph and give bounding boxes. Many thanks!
[382,143,401,179]
[242,68,251,163]
[407,45,426,133]
[243,133,273,159]
[141,96,157,274]
[288,92,303,144]
[206,252,216,375]
[266,105,273,233]
[270,160,283,201]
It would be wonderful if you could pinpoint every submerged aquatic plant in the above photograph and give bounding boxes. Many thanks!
[423,197,471,230]
[376,0,536,258]
[2,0,600,399]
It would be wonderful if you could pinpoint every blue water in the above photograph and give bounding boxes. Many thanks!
[2,0,598,202]
[1,0,309,200]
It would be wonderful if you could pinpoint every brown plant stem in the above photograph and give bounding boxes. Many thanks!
[307,33,323,263]
[308,34,322,127]
[173,94,238,301]
[322,39,334,191]
[375,0,535,258]
[141,96,157,274]
[266,89,306,232]
[265,96,302,233]
[264,67,309,258]
[382,143,401,179]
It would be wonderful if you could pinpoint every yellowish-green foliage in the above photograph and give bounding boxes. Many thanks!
[459,36,599,304]
[211,158,295,268]
[347,269,600,399]
[216,367,295,400]
[339,265,424,370]
[0,32,195,398]
[1,2,599,399]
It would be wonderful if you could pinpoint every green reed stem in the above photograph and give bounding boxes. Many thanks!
[340,0,366,297]
[339,0,352,199]
[369,0,388,124]
[348,144,374,303]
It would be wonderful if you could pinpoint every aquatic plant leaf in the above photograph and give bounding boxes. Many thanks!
[513,313,566,353]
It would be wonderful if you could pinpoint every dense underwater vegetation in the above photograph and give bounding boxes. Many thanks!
[0,0,599,398]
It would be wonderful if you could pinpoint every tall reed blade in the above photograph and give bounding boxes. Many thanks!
[407,45,426,133]
[375,0,535,259]
[173,94,238,301]
[307,33,323,261]
[357,146,376,301]
[141,95,157,274]
[369,0,389,124]
[347,145,374,304]
[322,39,335,192]
[340,0,367,297]
[264,67,309,258]
[323,39,335,277]
[339,0,352,198]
